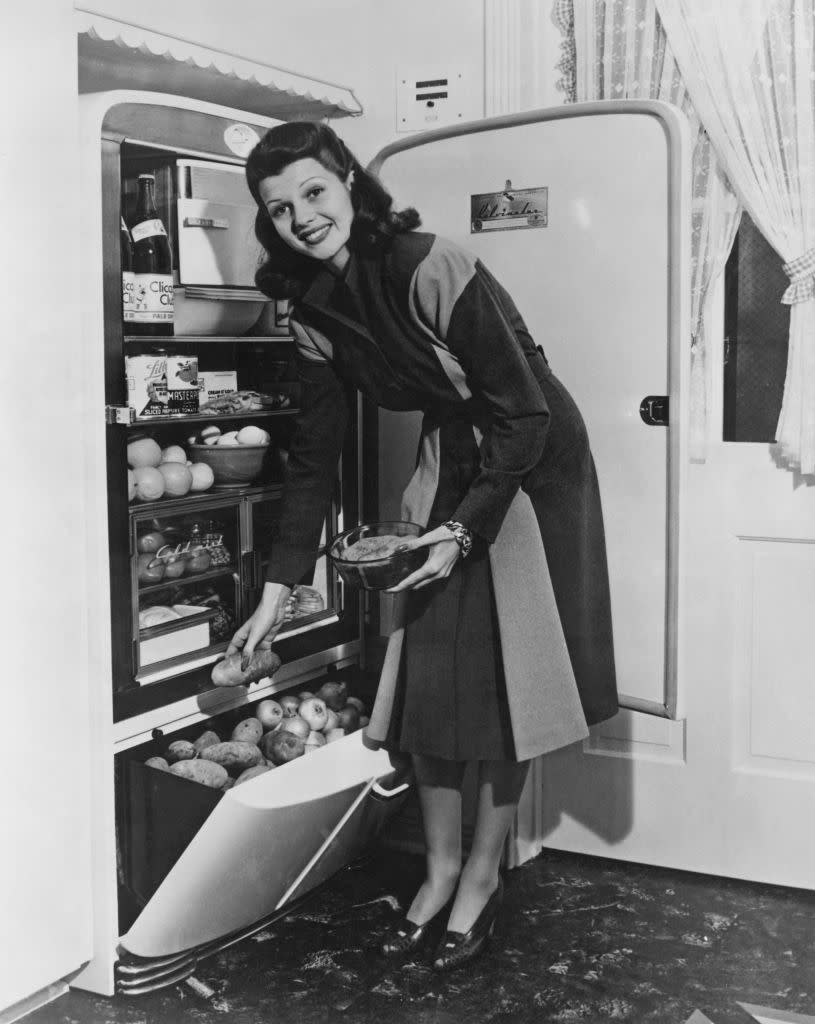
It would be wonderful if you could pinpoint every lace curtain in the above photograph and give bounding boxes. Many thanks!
[655,0,815,472]
[557,0,742,459]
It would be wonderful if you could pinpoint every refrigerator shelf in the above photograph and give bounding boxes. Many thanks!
[123,334,293,344]
[125,408,299,427]
[128,482,283,516]
[138,566,236,596]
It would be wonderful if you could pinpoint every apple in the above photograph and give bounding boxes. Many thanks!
[345,696,367,715]
[185,544,211,574]
[317,681,348,711]
[137,552,165,584]
[137,530,166,554]
[279,695,301,718]
[255,699,284,732]
[277,715,310,740]
[305,731,326,752]
[323,708,339,732]
[298,697,329,732]
[297,691,314,702]
[336,705,361,733]
[264,729,306,765]
[325,728,346,743]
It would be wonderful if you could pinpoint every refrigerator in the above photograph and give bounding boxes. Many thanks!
[79,90,688,995]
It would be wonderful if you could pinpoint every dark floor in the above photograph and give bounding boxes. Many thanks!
[27,847,815,1024]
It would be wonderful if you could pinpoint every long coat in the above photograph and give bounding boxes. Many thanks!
[267,232,618,758]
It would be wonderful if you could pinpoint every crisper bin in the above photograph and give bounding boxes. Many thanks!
[118,725,410,959]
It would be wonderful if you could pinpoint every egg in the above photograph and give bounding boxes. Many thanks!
[236,425,268,445]
[217,431,240,446]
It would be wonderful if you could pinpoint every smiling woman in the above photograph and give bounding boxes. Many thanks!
[258,160,355,274]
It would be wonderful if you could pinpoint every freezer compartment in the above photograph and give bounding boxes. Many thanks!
[117,683,410,959]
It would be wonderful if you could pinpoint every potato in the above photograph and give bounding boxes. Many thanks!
[166,740,196,764]
[234,764,272,786]
[211,649,282,688]
[169,759,229,789]
[193,730,221,754]
[144,756,169,771]
[231,718,263,745]
[198,741,263,772]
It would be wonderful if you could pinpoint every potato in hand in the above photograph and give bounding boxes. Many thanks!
[211,649,282,688]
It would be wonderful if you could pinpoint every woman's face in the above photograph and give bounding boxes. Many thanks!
[258,157,354,274]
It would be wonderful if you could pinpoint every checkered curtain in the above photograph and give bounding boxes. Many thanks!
[655,0,815,473]
[553,0,743,460]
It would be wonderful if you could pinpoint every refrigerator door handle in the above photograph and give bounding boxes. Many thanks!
[639,395,670,427]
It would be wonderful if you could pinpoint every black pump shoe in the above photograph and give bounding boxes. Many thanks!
[379,895,455,957]
[431,876,504,972]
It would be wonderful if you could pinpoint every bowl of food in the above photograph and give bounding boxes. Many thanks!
[328,521,428,590]
[188,441,268,488]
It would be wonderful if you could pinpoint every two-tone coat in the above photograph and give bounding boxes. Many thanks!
[266,231,618,761]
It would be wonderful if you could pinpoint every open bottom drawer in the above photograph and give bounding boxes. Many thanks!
[120,730,410,959]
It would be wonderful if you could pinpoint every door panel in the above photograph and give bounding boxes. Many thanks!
[373,103,689,712]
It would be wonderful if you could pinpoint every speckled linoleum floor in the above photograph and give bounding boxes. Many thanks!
[25,846,815,1024]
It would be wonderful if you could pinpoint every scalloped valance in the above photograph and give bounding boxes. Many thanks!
[76,10,363,121]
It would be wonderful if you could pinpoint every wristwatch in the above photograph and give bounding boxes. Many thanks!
[442,520,473,559]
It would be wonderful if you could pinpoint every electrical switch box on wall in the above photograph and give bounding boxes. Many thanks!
[396,67,479,131]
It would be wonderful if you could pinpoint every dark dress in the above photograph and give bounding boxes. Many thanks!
[266,231,618,761]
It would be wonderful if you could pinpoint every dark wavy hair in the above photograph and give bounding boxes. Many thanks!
[245,121,421,299]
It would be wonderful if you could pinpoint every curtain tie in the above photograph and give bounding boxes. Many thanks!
[781,248,815,305]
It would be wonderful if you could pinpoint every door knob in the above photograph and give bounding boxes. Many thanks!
[639,395,669,426]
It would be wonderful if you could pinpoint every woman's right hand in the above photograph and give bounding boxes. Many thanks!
[225,582,292,670]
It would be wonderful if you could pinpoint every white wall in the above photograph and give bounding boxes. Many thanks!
[0,0,93,1012]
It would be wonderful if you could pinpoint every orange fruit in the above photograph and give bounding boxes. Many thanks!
[127,437,162,469]
[133,466,165,502]
[158,461,192,497]
[189,462,215,492]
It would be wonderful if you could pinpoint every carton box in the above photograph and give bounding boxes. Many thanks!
[198,370,238,405]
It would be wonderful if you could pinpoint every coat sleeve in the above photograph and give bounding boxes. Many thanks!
[410,238,550,543]
[265,317,349,585]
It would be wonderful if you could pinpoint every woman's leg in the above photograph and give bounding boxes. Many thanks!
[445,758,530,933]
[406,753,467,924]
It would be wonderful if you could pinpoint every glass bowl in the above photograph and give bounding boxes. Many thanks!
[188,442,268,488]
[327,521,427,590]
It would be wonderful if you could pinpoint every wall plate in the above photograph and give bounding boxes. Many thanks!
[396,66,477,132]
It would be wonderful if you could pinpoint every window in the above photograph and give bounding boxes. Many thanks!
[723,213,790,442]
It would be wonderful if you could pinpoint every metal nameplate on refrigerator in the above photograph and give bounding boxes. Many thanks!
[470,183,548,233]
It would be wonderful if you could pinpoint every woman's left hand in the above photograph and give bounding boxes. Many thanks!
[386,526,463,592]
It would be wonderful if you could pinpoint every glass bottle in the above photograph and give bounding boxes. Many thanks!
[120,216,135,326]
[130,173,174,336]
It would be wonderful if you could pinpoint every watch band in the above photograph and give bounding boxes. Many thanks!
[442,520,473,559]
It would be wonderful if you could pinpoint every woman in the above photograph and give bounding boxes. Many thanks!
[228,121,618,971]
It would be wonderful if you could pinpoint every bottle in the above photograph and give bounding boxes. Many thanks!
[120,216,135,327]
[130,174,174,336]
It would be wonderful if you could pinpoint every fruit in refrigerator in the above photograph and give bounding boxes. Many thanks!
[264,729,306,765]
[137,552,165,584]
[133,466,165,502]
[161,444,187,464]
[231,718,263,745]
[298,697,329,732]
[156,544,186,579]
[236,425,270,445]
[359,715,370,728]
[216,430,240,446]
[127,436,162,469]
[128,469,137,502]
[189,462,215,492]
[144,756,169,771]
[279,695,301,718]
[325,728,346,743]
[255,699,284,731]
[345,696,367,715]
[137,530,166,554]
[169,759,229,789]
[185,544,212,574]
[305,731,327,752]
[166,740,196,763]
[297,691,314,701]
[200,425,221,443]
[324,708,339,732]
[199,740,263,772]
[234,764,272,786]
[336,705,361,733]
[277,715,310,740]
[211,649,282,687]
[192,730,221,755]
[158,461,193,497]
[317,680,348,711]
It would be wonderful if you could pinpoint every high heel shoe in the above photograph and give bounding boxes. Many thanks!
[431,876,504,972]
[379,894,455,957]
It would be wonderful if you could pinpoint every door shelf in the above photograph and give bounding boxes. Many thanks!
[124,334,293,344]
